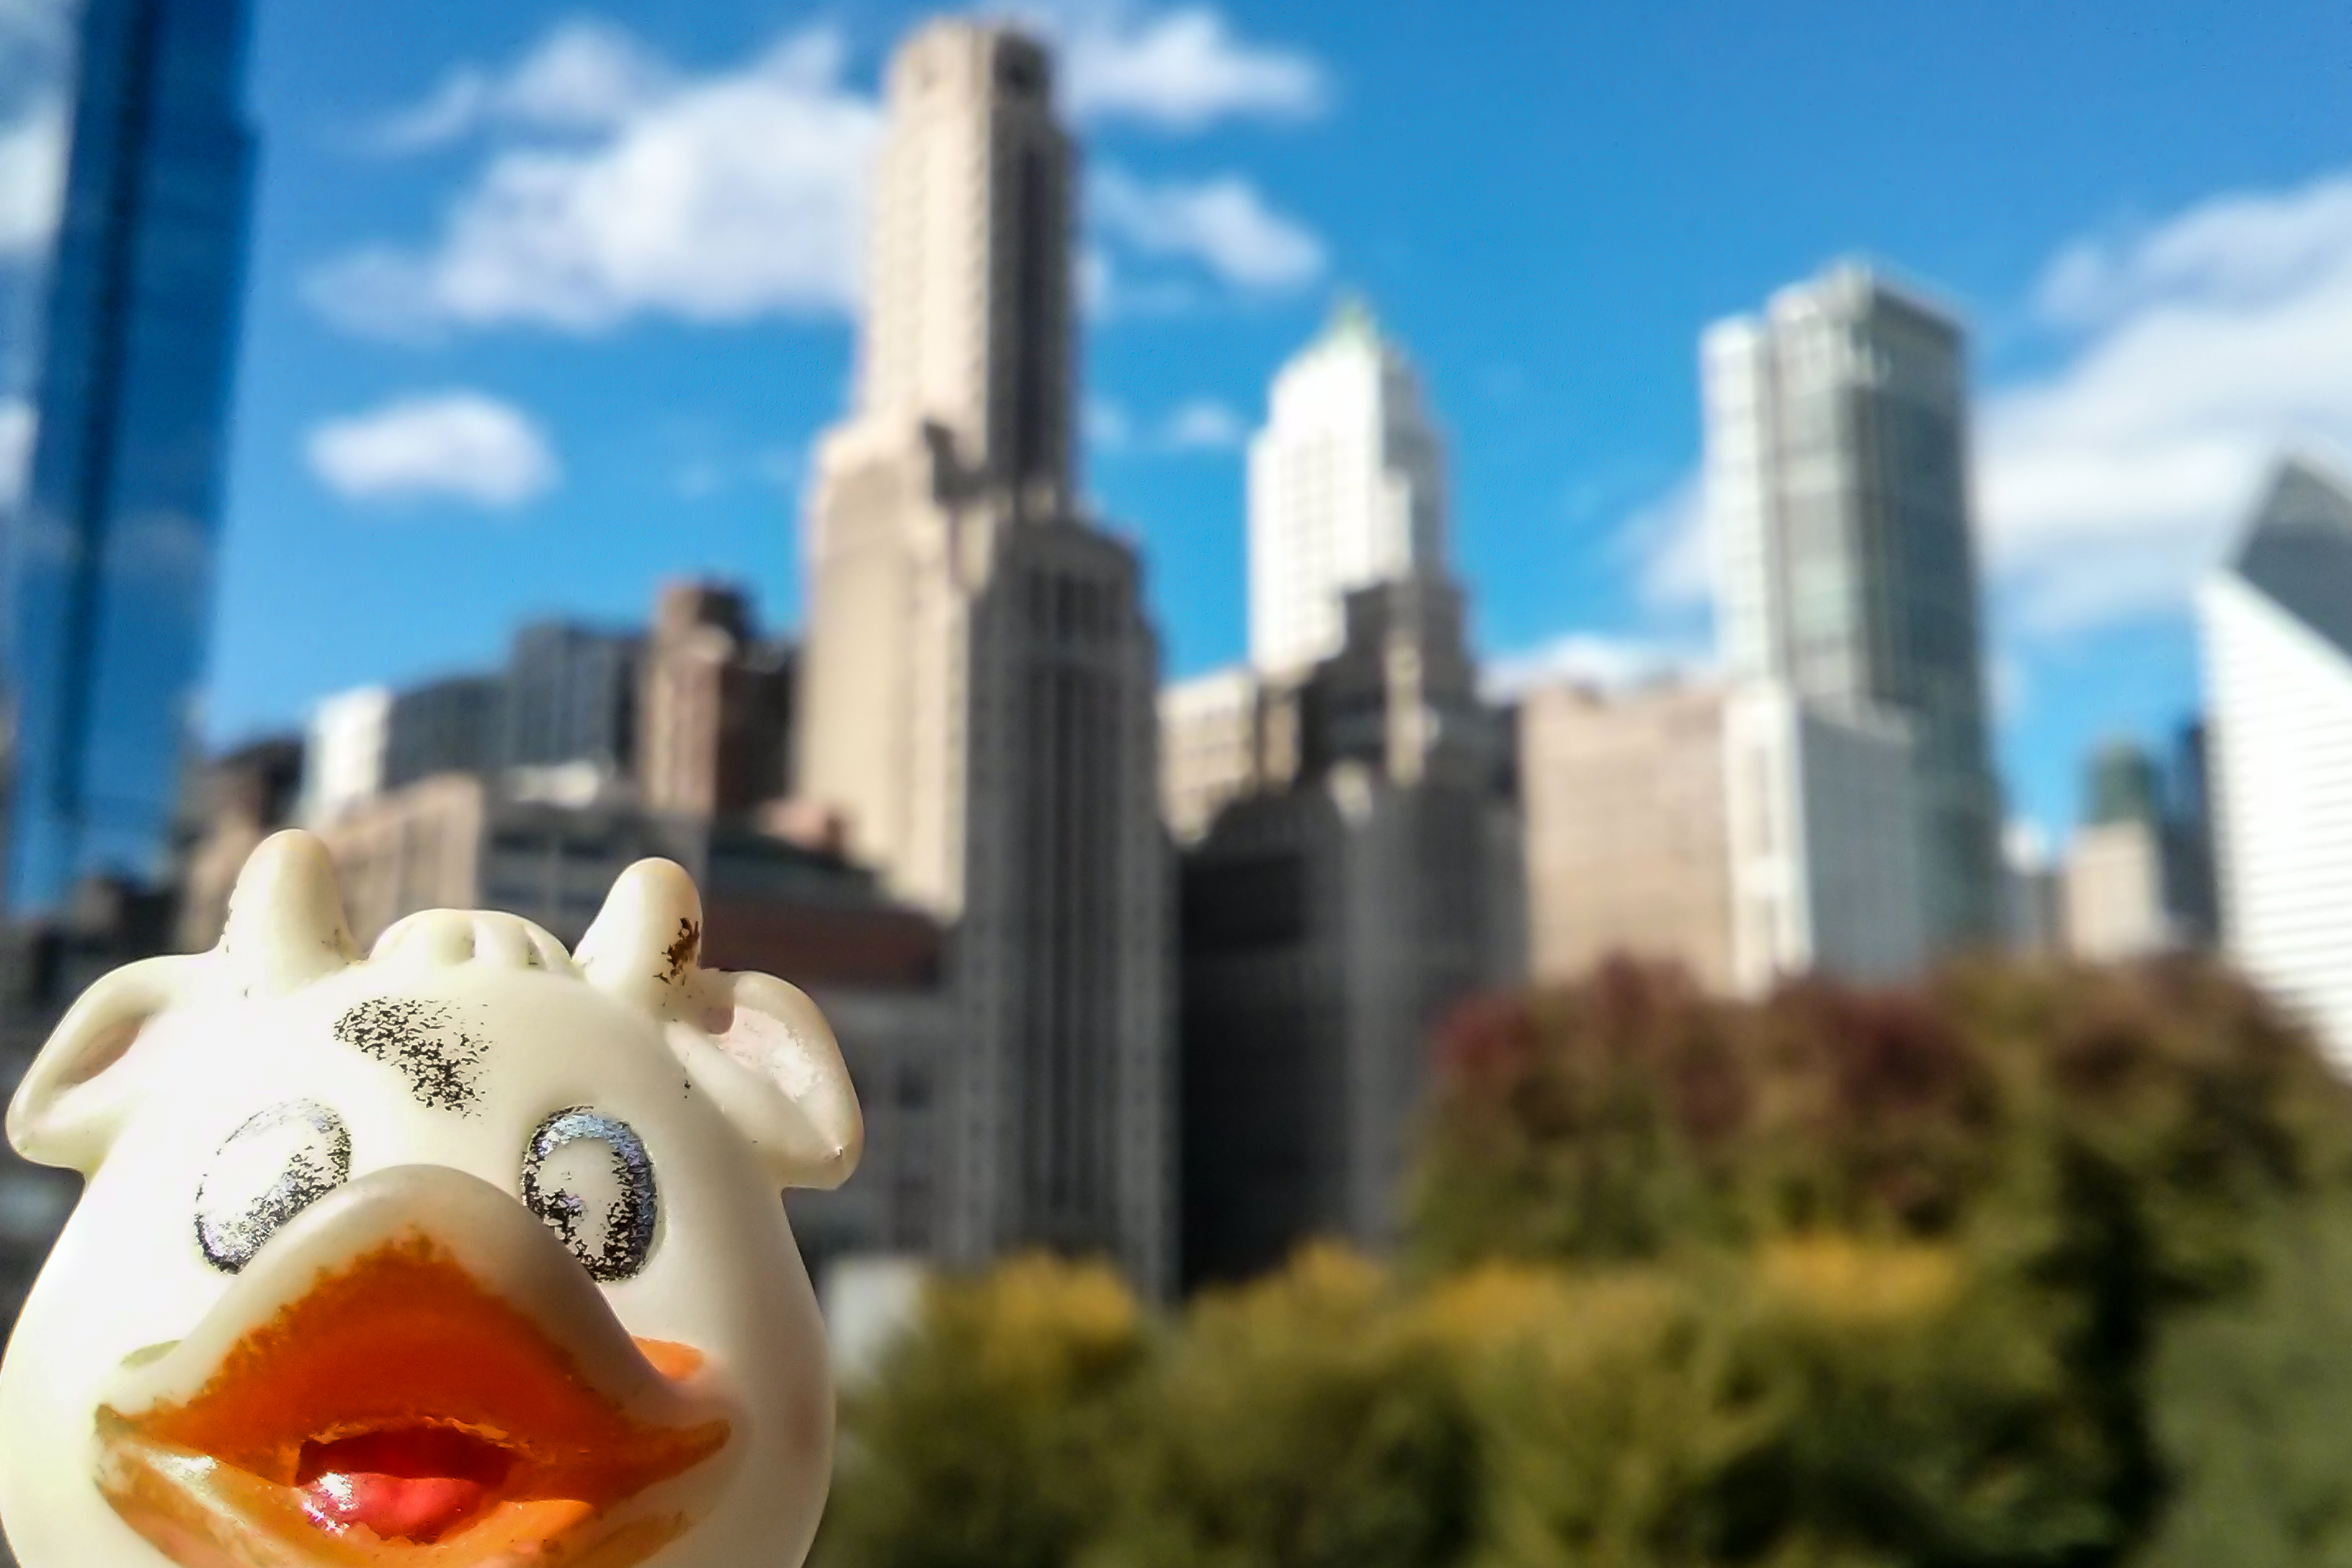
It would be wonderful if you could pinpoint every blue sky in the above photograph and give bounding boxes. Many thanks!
[9,0,2352,840]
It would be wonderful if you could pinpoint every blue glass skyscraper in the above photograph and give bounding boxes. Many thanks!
[2,0,255,916]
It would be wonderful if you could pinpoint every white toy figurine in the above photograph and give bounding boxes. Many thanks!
[0,830,863,1567]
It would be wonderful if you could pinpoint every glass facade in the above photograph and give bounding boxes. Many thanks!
[3,0,255,915]
[503,623,639,776]
[1706,264,2005,950]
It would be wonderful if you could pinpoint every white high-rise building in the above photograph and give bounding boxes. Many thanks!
[1247,299,1447,676]
[1703,262,2003,955]
[794,20,1172,1293]
[1723,685,1924,994]
[2064,823,2173,961]
[2060,739,2179,963]
[2199,455,2352,1068]
[300,686,391,826]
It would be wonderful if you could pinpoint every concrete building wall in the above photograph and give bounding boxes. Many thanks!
[1160,666,1265,845]
[1519,682,1735,991]
[639,582,792,821]
[313,774,486,948]
[1180,760,1519,1288]
[2063,820,2173,961]
[1180,568,1521,1288]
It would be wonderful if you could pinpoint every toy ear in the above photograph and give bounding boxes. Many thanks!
[9,830,357,1175]
[582,858,863,1190]
[673,972,865,1192]
[7,955,196,1175]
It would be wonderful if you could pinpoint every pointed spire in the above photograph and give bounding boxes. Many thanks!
[1324,289,1380,347]
[2231,451,2352,663]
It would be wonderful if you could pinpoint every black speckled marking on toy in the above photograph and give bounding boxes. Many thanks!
[331,997,489,1114]
[659,917,700,985]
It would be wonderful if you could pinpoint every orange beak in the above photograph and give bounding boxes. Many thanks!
[93,1168,735,1567]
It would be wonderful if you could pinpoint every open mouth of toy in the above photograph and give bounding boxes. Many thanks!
[293,1424,519,1543]
[90,1168,735,1567]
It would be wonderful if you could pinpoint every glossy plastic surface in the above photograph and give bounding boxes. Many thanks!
[0,831,862,1567]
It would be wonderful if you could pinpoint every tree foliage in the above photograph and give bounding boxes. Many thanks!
[821,958,2352,1568]
[815,1256,1148,1568]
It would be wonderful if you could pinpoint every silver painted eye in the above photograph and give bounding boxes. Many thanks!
[521,1108,657,1282]
[195,1100,351,1273]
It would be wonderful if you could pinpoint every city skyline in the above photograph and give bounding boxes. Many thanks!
[4,0,2351,845]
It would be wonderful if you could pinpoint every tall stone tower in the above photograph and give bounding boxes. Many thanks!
[1247,299,1448,677]
[795,19,1172,1293]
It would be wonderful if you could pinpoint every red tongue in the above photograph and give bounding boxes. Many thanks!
[295,1427,512,1544]
[303,1471,490,1543]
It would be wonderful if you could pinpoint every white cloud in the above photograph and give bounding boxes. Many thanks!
[1159,397,1246,450]
[1080,245,1203,318]
[2033,182,2352,329]
[1629,170,2352,641]
[312,26,878,336]
[368,20,681,151]
[1046,3,1328,130]
[1482,633,1710,703]
[0,99,63,259]
[0,396,32,509]
[1091,167,1323,293]
[1618,475,1707,610]
[1979,172,2352,632]
[308,391,559,509]
[324,14,1324,339]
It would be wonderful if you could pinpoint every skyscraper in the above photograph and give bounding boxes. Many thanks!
[2,0,256,916]
[300,687,391,827]
[1703,262,2003,953]
[1177,316,1520,1286]
[795,20,1171,1293]
[1180,576,1523,1288]
[2199,455,2352,1066]
[504,621,639,782]
[638,582,793,821]
[379,674,504,792]
[2062,737,2176,963]
[1247,299,1447,676]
